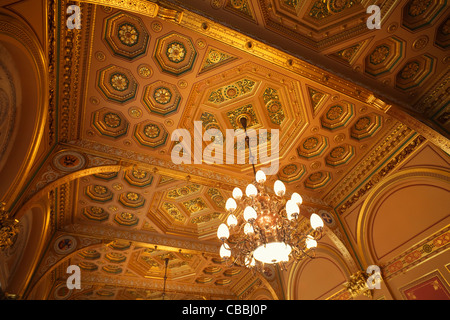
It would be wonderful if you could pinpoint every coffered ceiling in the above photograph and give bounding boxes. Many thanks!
[3,0,449,300]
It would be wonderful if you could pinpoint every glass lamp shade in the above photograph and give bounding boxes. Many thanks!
[305,235,317,249]
[227,214,237,227]
[245,184,258,197]
[273,180,286,196]
[232,187,243,200]
[285,200,299,220]
[217,223,229,240]
[291,192,303,206]
[255,170,266,184]
[310,213,324,230]
[243,206,257,222]
[220,243,231,259]
[243,223,254,235]
[225,198,237,212]
[253,242,292,264]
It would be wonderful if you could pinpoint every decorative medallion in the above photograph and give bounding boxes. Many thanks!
[263,87,285,125]
[207,188,226,208]
[325,144,355,167]
[113,212,139,227]
[162,202,185,222]
[92,108,129,138]
[154,33,197,76]
[304,171,332,189]
[97,65,138,103]
[182,197,208,214]
[395,54,435,90]
[118,23,139,46]
[402,0,447,31]
[227,104,259,129]
[307,86,328,116]
[52,150,86,172]
[82,206,109,221]
[142,80,181,116]
[365,37,404,77]
[103,12,149,60]
[133,120,168,149]
[350,113,383,140]
[105,252,127,263]
[277,163,306,183]
[297,134,328,158]
[199,47,239,74]
[124,168,153,188]
[321,101,354,131]
[118,192,145,208]
[137,64,153,78]
[78,249,101,260]
[319,210,336,227]
[207,78,257,105]
[167,184,201,199]
[54,235,77,255]
[85,184,114,202]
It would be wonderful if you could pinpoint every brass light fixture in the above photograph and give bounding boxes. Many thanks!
[216,118,324,271]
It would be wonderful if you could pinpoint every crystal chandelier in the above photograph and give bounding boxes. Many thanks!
[216,119,324,271]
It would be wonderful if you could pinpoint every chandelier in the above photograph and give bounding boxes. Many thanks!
[216,119,324,271]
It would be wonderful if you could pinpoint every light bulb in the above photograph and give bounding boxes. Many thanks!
[291,192,303,206]
[243,206,257,222]
[245,256,256,267]
[217,223,229,240]
[225,198,237,212]
[227,214,237,227]
[255,170,266,184]
[305,235,317,249]
[220,243,231,259]
[232,187,243,200]
[273,180,286,196]
[285,200,299,220]
[310,213,324,230]
[245,184,258,197]
[244,223,254,235]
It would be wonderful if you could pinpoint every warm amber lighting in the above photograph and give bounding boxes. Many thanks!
[217,174,323,271]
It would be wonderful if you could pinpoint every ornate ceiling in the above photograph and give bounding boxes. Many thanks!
[1,0,449,300]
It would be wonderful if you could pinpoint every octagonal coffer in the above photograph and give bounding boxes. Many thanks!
[142,80,182,116]
[153,32,197,76]
[103,11,150,60]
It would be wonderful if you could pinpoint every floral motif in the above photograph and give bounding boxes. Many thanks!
[282,164,297,175]
[370,45,390,65]
[118,23,139,46]
[330,146,345,158]
[126,192,139,201]
[110,73,129,91]
[153,87,172,104]
[144,124,160,138]
[103,112,121,128]
[355,117,371,131]
[408,0,431,17]
[167,42,186,63]
[132,168,148,180]
[399,61,420,80]
[303,137,319,150]
[326,105,343,120]
[309,172,323,182]
[94,185,107,195]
